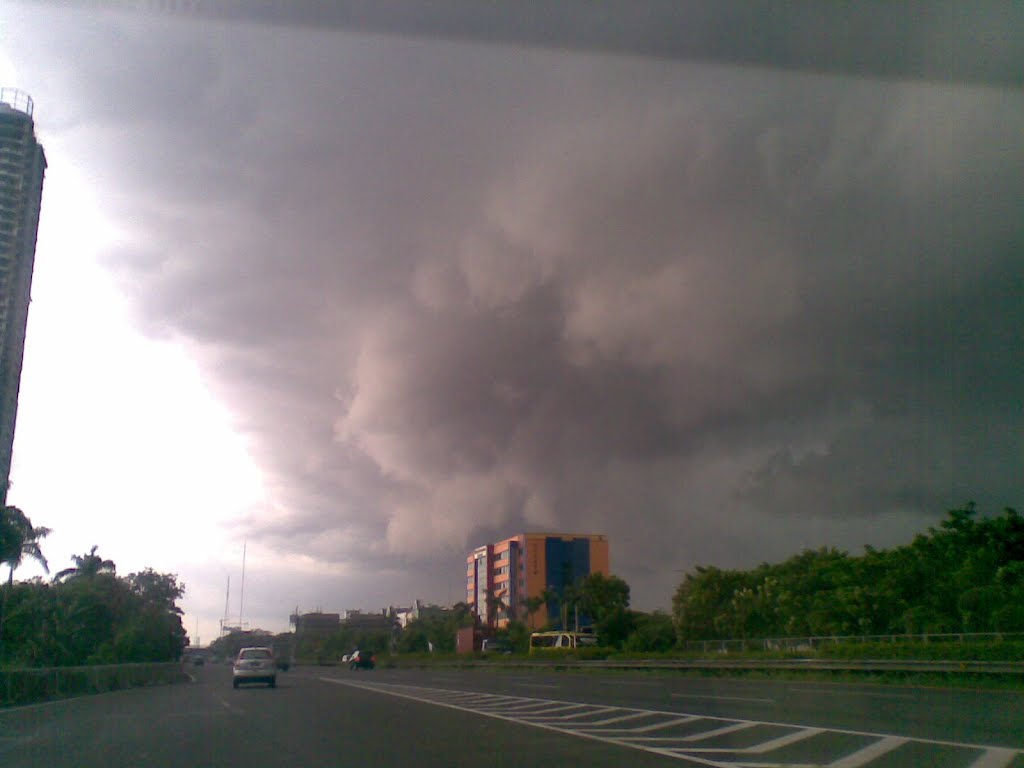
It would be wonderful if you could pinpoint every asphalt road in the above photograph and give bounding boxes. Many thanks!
[2,664,1022,767]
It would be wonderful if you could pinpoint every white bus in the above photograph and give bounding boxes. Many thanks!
[529,631,599,652]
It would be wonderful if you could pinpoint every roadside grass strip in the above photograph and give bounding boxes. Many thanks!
[322,678,1023,768]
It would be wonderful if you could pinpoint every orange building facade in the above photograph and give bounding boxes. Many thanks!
[465,533,610,630]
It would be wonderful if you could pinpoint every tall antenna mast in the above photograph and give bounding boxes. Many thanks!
[223,575,231,631]
[239,540,247,628]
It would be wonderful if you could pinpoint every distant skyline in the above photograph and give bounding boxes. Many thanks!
[0,3,1021,644]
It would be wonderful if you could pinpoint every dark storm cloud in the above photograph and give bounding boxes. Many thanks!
[119,0,1024,88]
[15,4,1023,608]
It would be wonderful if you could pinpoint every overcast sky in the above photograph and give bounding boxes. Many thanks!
[1,3,1021,643]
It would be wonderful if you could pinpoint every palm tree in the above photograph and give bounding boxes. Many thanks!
[0,506,51,651]
[54,546,115,582]
[520,595,546,630]
[539,587,560,629]
[1,506,51,584]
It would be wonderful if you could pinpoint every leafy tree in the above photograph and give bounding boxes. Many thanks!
[505,620,531,653]
[672,503,1023,641]
[597,606,635,649]
[624,611,677,652]
[576,573,630,628]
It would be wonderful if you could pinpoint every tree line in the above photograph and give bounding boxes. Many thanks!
[672,503,1024,641]
[0,505,187,667]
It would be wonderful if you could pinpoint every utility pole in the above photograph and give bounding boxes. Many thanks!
[239,540,247,629]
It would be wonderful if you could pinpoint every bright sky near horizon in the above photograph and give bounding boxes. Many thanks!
[1,3,1021,646]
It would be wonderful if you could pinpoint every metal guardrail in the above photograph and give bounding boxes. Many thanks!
[679,632,1024,653]
[382,657,1024,676]
[0,662,187,707]
[571,658,1024,675]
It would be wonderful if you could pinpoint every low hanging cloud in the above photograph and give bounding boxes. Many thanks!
[10,4,1022,609]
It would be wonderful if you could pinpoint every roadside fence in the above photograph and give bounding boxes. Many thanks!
[679,632,1024,654]
[1,662,187,707]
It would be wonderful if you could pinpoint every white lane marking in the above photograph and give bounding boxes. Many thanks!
[627,715,703,733]
[616,721,758,743]
[968,748,1020,768]
[320,679,1024,768]
[473,704,569,716]
[744,727,825,754]
[672,693,775,705]
[826,736,908,768]
[676,727,826,755]
[321,680,734,767]
[527,706,619,721]
[578,710,658,727]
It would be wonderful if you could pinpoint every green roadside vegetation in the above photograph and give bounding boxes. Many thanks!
[673,503,1024,641]
[1,504,187,669]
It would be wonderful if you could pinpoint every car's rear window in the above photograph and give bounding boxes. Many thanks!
[239,649,272,660]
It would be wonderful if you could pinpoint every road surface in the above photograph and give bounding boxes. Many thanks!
[2,664,1022,767]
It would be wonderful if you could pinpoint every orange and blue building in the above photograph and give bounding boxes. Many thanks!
[466,533,609,629]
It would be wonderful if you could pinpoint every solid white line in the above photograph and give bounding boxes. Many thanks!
[322,679,736,768]
[672,693,775,704]
[320,679,1023,759]
[827,736,908,768]
[967,748,1020,768]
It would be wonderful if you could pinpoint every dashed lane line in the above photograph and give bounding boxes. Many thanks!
[320,678,1024,768]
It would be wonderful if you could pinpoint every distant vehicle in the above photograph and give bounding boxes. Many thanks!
[193,655,206,666]
[233,647,277,688]
[348,649,376,670]
[481,639,512,655]
[529,632,599,653]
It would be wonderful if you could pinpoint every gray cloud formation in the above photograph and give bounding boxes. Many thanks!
[11,5,1023,609]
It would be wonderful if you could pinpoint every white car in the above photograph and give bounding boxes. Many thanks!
[232,647,277,689]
